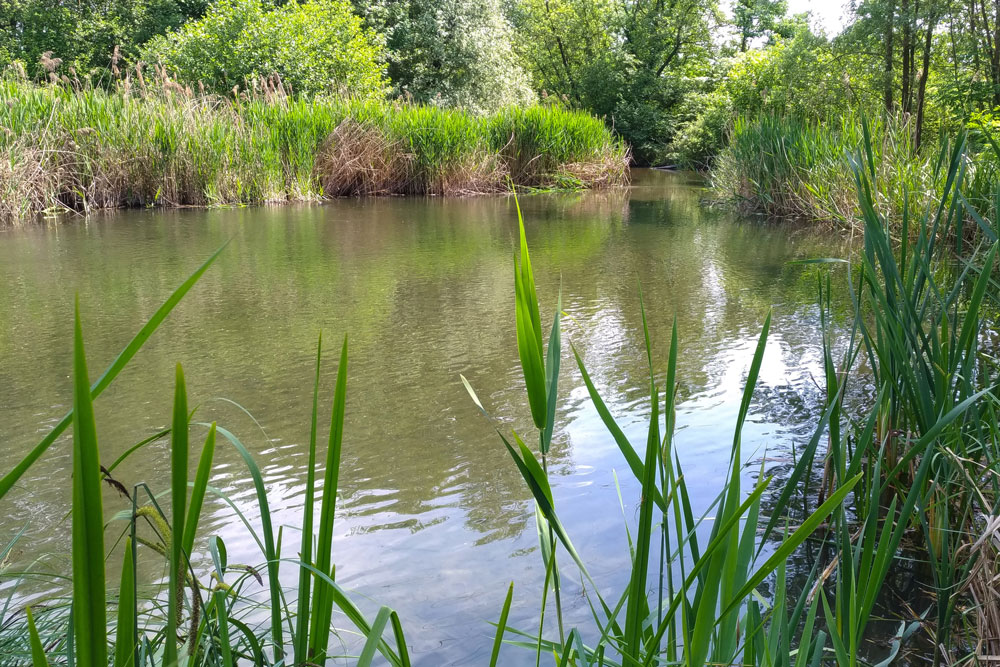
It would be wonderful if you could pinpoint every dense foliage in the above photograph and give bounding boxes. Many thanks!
[6,0,1000,165]
[0,76,627,225]
[143,0,388,96]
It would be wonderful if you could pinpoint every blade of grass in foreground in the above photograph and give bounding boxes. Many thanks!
[0,243,227,501]
[26,607,48,667]
[309,335,349,662]
[490,583,515,667]
[71,299,107,667]
[113,539,136,667]
[165,364,188,667]
[358,607,393,667]
[294,333,323,665]
[182,423,217,558]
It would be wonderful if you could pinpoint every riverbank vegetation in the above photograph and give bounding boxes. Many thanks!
[699,1,1000,224]
[0,73,627,226]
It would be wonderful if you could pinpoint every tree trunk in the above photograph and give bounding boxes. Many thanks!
[901,0,912,112]
[885,0,896,112]
[916,9,938,151]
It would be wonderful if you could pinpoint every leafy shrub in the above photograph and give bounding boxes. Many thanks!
[143,0,388,97]
[670,90,733,168]
[373,0,537,114]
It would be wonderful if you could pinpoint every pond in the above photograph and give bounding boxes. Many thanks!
[0,170,848,664]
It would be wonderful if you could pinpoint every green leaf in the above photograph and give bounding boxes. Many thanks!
[70,299,107,667]
[182,423,216,559]
[27,607,48,667]
[309,335,349,662]
[294,333,323,665]
[113,539,136,667]
[490,583,515,667]
[358,607,393,667]
[165,364,188,667]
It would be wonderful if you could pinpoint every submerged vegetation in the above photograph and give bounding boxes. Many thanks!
[0,73,627,226]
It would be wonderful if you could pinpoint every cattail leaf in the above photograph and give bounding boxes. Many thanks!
[27,607,48,667]
[113,539,136,667]
[358,607,392,667]
[165,363,188,667]
[294,333,323,665]
[309,335,348,661]
[182,423,216,558]
[70,300,107,667]
[489,583,514,667]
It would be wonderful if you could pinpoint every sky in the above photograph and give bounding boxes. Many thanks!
[787,0,850,35]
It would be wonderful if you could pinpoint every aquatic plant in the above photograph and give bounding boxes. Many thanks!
[711,113,994,229]
[471,137,1000,664]
[3,132,1000,665]
[0,72,629,227]
[0,251,411,666]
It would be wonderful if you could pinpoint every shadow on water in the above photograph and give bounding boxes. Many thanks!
[0,169,896,664]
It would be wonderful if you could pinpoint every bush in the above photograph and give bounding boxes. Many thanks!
[143,0,388,97]
[375,0,537,114]
[670,90,733,168]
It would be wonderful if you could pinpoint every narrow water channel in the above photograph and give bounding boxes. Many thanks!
[0,170,849,664]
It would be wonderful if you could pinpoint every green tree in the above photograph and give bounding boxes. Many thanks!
[143,0,388,96]
[732,0,788,51]
[0,0,207,79]
[371,0,536,113]
[511,0,718,164]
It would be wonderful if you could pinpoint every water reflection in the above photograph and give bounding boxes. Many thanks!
[0,170,850,664]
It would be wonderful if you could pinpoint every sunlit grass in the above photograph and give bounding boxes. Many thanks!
[0,73,629,226]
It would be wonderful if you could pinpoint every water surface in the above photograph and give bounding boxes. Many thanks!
[0,171,847,663]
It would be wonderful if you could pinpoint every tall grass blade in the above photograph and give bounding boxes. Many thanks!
[490,583,515,667]
[357,607,393,667]
[165,364,188,667]
[113,539,136,667]
[70,299,107,667]
[309,335,349,663]
[182,424,216,559]
[294,333,323,664]
[26,607,48,667]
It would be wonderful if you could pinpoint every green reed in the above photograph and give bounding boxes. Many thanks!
[0,74,628,226]
[4,121,1000,665]
[0,250,411,666]
[473,135,1000,664]
[712,112,982,228]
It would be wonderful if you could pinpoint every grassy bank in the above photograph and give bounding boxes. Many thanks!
[0,73,628,226]
[712,113,1000,233]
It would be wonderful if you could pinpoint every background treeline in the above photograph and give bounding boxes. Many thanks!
[0,0,790,166]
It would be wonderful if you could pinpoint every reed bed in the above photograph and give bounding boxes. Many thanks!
[0,72,628,226]
[469,132,1000,665]
[712,113,998,229]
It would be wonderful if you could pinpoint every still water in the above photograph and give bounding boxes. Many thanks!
[0,171,847,664]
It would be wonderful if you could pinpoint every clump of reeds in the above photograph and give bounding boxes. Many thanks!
[0,67,629,226]
[712,113,975,227]
[475,135,1000,665]
[0,249,413,666]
